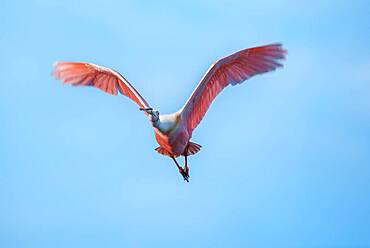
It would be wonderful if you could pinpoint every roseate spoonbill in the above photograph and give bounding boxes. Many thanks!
[53,43,286,182]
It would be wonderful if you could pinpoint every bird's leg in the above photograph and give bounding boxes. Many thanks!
[171,156,189,182]
[184,154,189,176]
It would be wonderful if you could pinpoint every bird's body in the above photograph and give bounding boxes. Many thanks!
[53,43,286,181]
[154,112,187,156]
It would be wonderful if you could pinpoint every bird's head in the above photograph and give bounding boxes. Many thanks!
[140,107,160,125]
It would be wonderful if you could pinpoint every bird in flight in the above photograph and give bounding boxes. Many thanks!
[53,43,286,182]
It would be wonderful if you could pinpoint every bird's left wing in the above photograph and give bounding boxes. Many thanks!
[180,43,286,134]
[53,61,150,109]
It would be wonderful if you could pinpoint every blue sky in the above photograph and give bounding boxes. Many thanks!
[1,0,370,247]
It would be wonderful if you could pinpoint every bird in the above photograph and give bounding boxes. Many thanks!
[53,43,286,182]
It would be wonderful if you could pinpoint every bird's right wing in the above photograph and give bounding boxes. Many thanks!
[180,43,286,134]
[53,61,150,109]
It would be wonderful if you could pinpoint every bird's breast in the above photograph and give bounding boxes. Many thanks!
[154,114,189,156]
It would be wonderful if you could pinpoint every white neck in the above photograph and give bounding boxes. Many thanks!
[152,113,179,133]
[151,117,160,129]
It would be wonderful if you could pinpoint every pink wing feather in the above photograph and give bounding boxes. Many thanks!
[53,61,150,109]
[180,43,286,133]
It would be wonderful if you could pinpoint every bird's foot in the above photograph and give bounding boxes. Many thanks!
[179,167,189,182]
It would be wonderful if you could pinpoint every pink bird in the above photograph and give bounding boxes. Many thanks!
[53,43,286,182]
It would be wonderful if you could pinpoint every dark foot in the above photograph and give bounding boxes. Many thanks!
[179,167,189,182]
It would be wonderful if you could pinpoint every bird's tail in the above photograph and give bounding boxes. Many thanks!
[184,141,202,156]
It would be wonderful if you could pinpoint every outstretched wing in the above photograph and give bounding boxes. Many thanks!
[180,43,286,133]
[53,61,150,109]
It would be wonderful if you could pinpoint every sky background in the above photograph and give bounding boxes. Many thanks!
[1,0,370,247]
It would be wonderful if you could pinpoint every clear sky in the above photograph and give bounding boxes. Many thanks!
[1,0,370,247]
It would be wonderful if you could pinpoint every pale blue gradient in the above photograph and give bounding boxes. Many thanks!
[1,0,370,247]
